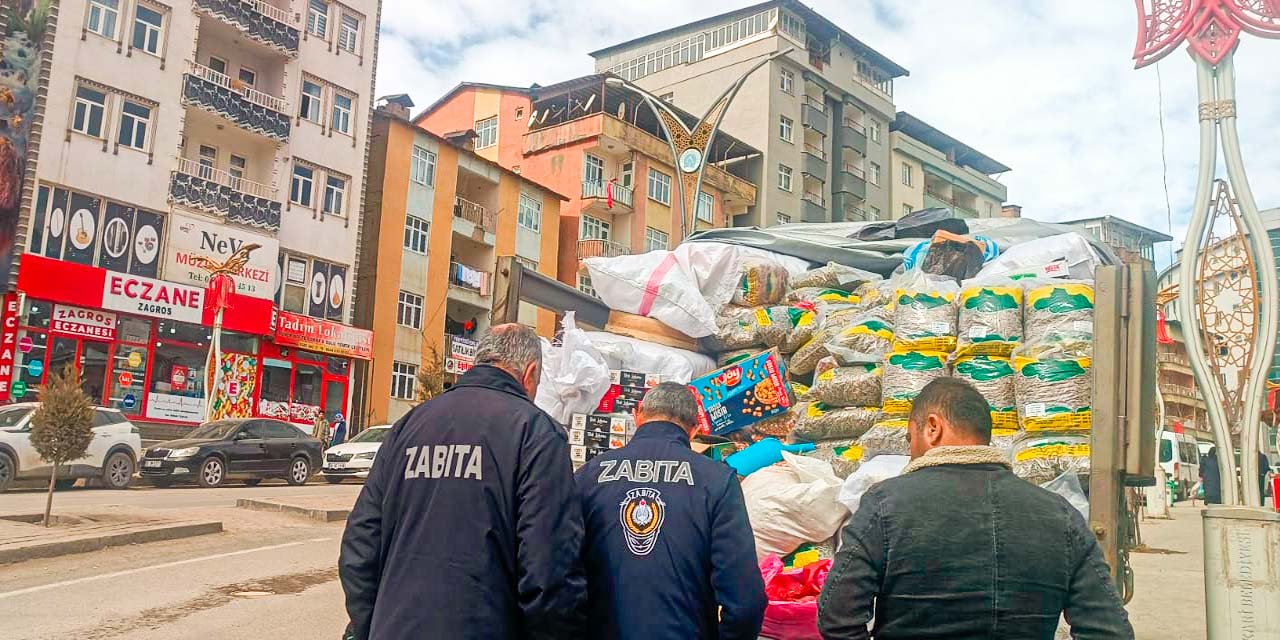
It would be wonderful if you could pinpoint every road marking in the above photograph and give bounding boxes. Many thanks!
[0,537,334,601]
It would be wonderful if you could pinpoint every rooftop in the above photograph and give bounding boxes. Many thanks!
[413,81,537,122]
[1062,215,1174,243]
[892,111,1011,175]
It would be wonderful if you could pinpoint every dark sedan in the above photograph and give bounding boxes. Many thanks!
[141,418,323,488]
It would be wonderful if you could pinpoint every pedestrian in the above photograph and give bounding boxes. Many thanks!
[1258,450,1271,505]
[312,413,330,449]
[340,324,586,640]
[817,378,1134,640]
[329,412,347,447]
[1201,446,1221,505]
[575,382,766,640]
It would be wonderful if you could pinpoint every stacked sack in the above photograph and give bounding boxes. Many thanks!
[882,270,956,418]
[952,277,1023,452]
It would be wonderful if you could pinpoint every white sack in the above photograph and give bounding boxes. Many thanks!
[673,242,811,310]
[584,331,716,383]
[975,232,1104,281]
[741,451,846,559]
[584,252,717,337]
[836,454,910,515]
[534,312,612,424]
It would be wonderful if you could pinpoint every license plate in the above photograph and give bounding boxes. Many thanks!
[144,460,162,468]
[328,462,345,470]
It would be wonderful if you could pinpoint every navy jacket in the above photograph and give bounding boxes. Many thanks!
[339,365,587,640]
[575,421,767,640]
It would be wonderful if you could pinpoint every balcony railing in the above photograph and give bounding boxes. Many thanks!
[170,156,281,230]
[183,60,290,141]
[842,118,865,134]
[1160,383,1199,400]
[801,191,826,207]
[844,205,870,221]
[581,179,634,208]
[448,262,491,295]
[188,60,287,113]
[578,239,630,259]
[1157,352,1190,367]
[193,0,300,55]
[803,94,826,112]
[454,196,495,231]
[802,143,827,160]
[842,162,866,179]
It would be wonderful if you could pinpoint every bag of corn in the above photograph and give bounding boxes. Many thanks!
[1012,434,1091,485]
[1013,338,1092,432]
[893,270,959,352]
[732,259,790,307]
[791,404,882,442]
[952,355,1018,430]
[1024,279,1095,344]
[811,363,882,407]
[786,287,860,306]
[957,278,1023,357]
[790,262,881,292]
[856,417,910,459]
[882,350,950,415]
[805,440,864,479]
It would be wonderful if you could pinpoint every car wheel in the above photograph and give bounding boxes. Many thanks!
[102,452,135,490]
[0,452,13,492]
[242,478,262,487]
[197,457,226,488]
[324,476,344,484]
[287,456,311,486]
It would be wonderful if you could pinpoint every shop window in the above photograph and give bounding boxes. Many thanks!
[149,346,205,398]
[296,349,326,363]
[22,299,52,329]
[13,330,48,402]
[157,320,212,346]
[261,359,292,408]
[109,344,148,413]
[294,363,323,411]
[222,331,258,354]
[327,356,349,376]
[118,316,151,344]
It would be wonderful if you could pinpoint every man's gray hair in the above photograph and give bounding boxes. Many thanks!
[474,324,543,372]
[640,382,700,429]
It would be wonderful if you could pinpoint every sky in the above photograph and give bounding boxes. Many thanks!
[379,1,1280,269]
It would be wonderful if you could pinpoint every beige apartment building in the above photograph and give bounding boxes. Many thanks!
[888,111,1010,219]
[590,0,907,226]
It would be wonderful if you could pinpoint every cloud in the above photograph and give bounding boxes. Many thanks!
[387,0,1280,266]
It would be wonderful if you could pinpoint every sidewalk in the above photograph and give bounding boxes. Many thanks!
[0,512,222,564]
[1127,504,1207,640]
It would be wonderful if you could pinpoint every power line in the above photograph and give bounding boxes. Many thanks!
[1156,61,1176,265]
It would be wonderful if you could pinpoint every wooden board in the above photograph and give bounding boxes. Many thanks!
[604,311,699,352]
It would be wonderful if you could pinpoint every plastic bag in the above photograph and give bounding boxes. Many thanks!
[956,277,1023,357]
[1023,279,1095,345]
[856,417,910,460]
[825,311,894,364]
[952,355,1018,430]
[704,306,764,352]
[790,262,880,292]
[760,305,821,354]
[733,259,790,307]
[919,230,987,281]
[975,232,1103,281]
[741,452,846,559]
[837,454,910,514]
[789,308,867,376]
[804,440,864,479]
[892,270,959,352]
[791,404,882,442]
[533,312,613,424]
[584,252,717,337]
[673,242,810,312]
[786,287,859,306]
[1013,338,1092,432]
[759,555,832,640]
[882,350,950,415]
[586,331,717,383]
[1041,471,1089,520]
[1012,434,1090,485]
[810,363,882,407]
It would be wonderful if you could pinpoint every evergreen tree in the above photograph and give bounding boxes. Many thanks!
[30,364,94,526]
[415,345,447,402]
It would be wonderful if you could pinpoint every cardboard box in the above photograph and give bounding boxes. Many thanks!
[570,445,587,463]
[571,413,632,435]
[610,370,664,388]
[596,385,647,413]
[690,349,794,436]
[568,429,585,446]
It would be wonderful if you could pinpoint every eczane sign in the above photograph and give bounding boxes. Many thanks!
[101,272,204,323]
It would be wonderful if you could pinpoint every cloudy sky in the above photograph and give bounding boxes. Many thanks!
[379,1,1280,268]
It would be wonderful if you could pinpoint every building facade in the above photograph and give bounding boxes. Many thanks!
[589,1,906,226]
[1063,215,1171,267]
[3,0,380,435]
[889,112,1010,219]
[353,97,563,425]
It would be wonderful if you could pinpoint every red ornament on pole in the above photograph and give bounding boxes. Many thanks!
[207,273,235,314]
[1133,0,1280,68]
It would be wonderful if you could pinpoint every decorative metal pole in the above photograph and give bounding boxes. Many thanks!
[192,243,261,423]
[1133,0,1280,507]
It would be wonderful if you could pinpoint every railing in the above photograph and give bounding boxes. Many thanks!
[247,0,295,25]
[1157,352,1190,366]
[175,156,276,199]
[192,0,300,54]
[186,60,288,114]
[581,180,634,208]
[801,191,825,207]
[844,206,870,221]
[454,196,494,230]
[448,262,491,294]
[842,162,866,179]
[803,94,826,112]
[578,239,630,259]
[843,118,866,134]
[802,143,827,160]
[1160,383,1200,400]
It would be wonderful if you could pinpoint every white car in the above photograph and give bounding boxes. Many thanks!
[322,425,390,483]
[0,403,142,492]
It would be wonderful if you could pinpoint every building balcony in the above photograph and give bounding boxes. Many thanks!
[800,191,826,223]
[842,119,868,154]
[836,163,867,198]
[924,188,980,218]
[1157,351,1192,372]
[801,144,827,178]
[832,192,869,222]
[578,239,630,260]
[169,156,281,230]
[193,0,300,56]
[581,179,634,212]
[1160,382,1205,406]
[801,97,828,137]
[447,262,492,310]
[182,61,290,141]
[451,195,496,246]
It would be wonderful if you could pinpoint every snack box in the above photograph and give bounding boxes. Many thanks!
[571,413,632,435]
[596,385,648,413]
[611,370,665,388]
[690,349,794,436]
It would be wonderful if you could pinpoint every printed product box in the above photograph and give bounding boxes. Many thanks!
[690,349,794,436]
[611,370,665,388]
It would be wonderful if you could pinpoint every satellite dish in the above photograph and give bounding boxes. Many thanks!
[617,103,625,119]
[527,110,538,128]
[583,94,596,111]
[539,110,550,123]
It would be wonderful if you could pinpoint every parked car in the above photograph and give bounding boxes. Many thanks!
[322,425,390,483]
[1159,431,1201,500]
[141,418,322,488]
[0,403,141,492]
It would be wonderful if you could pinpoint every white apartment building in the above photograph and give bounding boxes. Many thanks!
[7,0,380,436]
[591,0,908,226]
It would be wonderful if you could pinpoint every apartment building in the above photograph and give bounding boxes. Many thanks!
[416,74,758,295]
[889,112,1010,219]
[589,0,906,226]
[353,96,563,425]
[1062,215,1170,267]
[4,0,380,435]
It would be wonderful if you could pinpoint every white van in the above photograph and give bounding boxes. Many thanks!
[1160,431,1201,500]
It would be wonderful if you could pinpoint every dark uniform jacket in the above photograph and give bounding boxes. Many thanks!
[574,421,767,640]
[339,365,587,640]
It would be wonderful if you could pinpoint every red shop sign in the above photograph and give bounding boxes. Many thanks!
[51,304,117,341]
[274,311,372,360]
[0,293,19,402]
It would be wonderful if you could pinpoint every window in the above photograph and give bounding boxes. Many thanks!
[582,154,604,185]
[299,81,323,123]
[868,162,881,186]
[696,191,714,223]
[779,115,793,142]
[645,227,669,252]
[986,202,994,217]
[580,215,610,240]
[291,164,315,207]
[237,67,257,89]
[620,161,633,188]
[779,11,806,41]
[197,144,217,179]
[902,163,913,187]
[72,85,107,138]
[869,121,881,143]
[404,215,429,254]
[117,100,150,150]
[410,146,436,186]
[397,291,423,329]
[647,169,671,205]
[776,212,791,225]
[323,175,347,216]
[475,116,497,149]
[86,0,120,39]
[778,164,793,192]
[870,205,881,218]
[903,204,913,217]
[131,4,163,56]
[331,93,353,135]
[263,421,302,440]
[577,273,598,298]
[780,68,795,94]
[514,106,525,120]
[338,13,359,52]
[517,193,541,232]
[229,154,247,182]
[659,92,674,103]
[307,0,329,38]
[391,362,417,400]
[207,56,227,75]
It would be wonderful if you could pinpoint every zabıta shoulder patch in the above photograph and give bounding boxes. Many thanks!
[619,487,666,556]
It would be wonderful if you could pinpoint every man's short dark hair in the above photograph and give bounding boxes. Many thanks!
[640,382,700,429]
[908,377,993,443]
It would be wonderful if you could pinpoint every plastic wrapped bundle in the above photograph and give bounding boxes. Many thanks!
[1024,280,1095,344]
[704,306,762,352]
[856,417,910,459]
[882,350,950,415]
[791,404,882,442]
[718,349,757,367]
[788,308,866,376]
[952,355,1018,430]
[957,279,1023,357]
[1013,338,1092,432]
[786,287,859,306]
[752,305,820,354]
[826,312,894,364]
[790,262,880,292]
[893,272,959,353]
[991,428,1019,461]
[792,383,814,402]
[805,440,863,479]
[1012,434,1090,485]
[811,363,882,407]
[732,259,790,307]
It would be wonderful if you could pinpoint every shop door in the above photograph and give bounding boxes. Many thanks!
[46,337,111,405]
[322,379,346,424]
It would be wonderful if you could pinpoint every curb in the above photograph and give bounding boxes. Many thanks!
[0,520,224,564]
[236,498,351,522]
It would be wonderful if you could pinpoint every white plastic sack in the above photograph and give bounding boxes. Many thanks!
[673,242,811,310]
[1041,471,1089,520]
[975,232,1104,281]
[534,312,613,425]
[741,451,846,559]
[585,252,717,337]
[836,455,910,515]
[584,331,716,383]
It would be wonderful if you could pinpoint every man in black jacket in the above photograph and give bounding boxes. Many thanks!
[576,382,766,640]
[339,324,586,640]
[817,378,1133,640]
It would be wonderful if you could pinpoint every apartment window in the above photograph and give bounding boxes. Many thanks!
[903,204,913,217]
[86,0,120,39]
[331,93,353,135]
[778,164,793,192]
[131,4,163,56]
[620,161,633,188]
[580,215,610,241]
[323,175,347,216]
[779,115,793,143]
[404,215,429,254]
[516,257,538,272]
[514,106,525,120]
[870,206,881,218]
[307,0,329,38]
[198,145,217,179]
[986,202,995,217]
[645,227,669,252]
[116,100,150,150]
[780,68,795,94]
[517,193,541,232]
[72,86,107,138]
[901,163,914,187]
[578,274,598,298]
[696,191,714,223]
[779,11,807,41]
[647,169,672,205]
[869,162,881,186]
[338,13,359,52]
[776,212,791,225]
[238,67,257,89]
[291,164,315,207]
[410,146,436,185]
[869,121,881,143]
[229,154,247,189]
[397,291,423,329]
[207,56,227,75]
[299,81,323,123]
[475,116,497,149]
[391,362,417,400]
